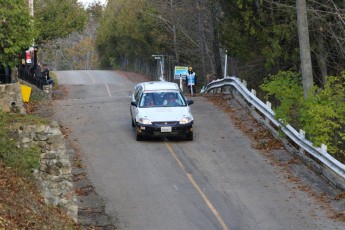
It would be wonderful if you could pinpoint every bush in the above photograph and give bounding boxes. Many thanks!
[260,71,345,163]
[300,74,345,161]
[260,70,304,127]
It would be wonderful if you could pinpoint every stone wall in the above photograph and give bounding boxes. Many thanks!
[16,79,52,101]
[0,80,52,114]
[16,121,78,222]
[0,83,26,114]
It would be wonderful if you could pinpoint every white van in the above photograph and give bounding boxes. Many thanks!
[130,81,194,141]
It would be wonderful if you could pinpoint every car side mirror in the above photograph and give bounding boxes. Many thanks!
[187,100,194,105]
[131,101,137,107]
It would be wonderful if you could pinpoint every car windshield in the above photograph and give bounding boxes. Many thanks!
[139,91,186,107]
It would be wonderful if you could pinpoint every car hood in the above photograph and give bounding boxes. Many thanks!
[137,106,193,122]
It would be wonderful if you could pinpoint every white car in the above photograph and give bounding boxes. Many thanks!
[130,81,194,141]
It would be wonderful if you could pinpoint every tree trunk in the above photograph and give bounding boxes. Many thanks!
[210,0,222,79]
[172,24,179,64]
[296,0,313,98]
[197,0,207,85]
[317,34,328,85]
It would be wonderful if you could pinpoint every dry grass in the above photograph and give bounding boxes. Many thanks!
[0,164,79,229]
[0,95,79,228]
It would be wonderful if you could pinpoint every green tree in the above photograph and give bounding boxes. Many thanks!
[216,0,301,92]
[34,0,87,43]
[0,0,35,65]
[96,0,161,69]
[44,1,103,70]
[96,0,221,81]
[307,0,345,84]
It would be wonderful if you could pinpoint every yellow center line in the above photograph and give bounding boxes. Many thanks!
[86,71,96,83]
[86,71,112,97]
[105,83,112,97]
[164,142,229,230]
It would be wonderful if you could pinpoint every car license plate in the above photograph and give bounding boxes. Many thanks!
[161,127,172,132]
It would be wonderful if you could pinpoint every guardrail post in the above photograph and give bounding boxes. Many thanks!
[251,89,256,109]
[299,129,306,154]
[265,101,271,123]
[242,80,247,88]
[266,101,271,109]
[321,144,327,153]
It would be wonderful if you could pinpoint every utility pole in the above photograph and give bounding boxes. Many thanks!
[28,0,34,45]
[28,0,33,17]
[152,55,165,81]
[224,50,228,79]
[296,0,313,98]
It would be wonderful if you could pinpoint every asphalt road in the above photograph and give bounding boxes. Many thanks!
[52,70,344,230]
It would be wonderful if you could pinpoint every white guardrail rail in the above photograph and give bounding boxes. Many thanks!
[201,76,345,190]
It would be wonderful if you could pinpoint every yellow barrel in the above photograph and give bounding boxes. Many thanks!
[21,84,32,102]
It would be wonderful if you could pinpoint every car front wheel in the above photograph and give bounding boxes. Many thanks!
[186,131,193,141]
[136,132,143,141]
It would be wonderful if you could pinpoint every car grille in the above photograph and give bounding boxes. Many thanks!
[154,121,178,126]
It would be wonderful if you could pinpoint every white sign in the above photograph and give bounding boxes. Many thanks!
[174,66,188,80]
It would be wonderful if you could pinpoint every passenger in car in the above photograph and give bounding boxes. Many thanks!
[144,95,155,106]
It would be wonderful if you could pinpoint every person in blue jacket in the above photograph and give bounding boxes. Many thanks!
[186,66,196,95]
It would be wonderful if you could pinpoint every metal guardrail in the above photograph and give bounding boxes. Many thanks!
[201,76,345,189]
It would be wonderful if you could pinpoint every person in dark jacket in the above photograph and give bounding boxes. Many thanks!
[42,66,54,85]
[0,62,5,83]
[5,65,11,83]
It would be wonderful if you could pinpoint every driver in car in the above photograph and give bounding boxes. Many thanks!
[164,93,180,106]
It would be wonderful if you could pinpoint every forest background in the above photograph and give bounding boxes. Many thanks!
[1,0,345,162]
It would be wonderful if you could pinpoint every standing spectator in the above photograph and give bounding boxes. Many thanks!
[186,66,196,95]
[36,62,42,77]
[27,47,35,75]
[5,65,11,83]
[0,62,5,83]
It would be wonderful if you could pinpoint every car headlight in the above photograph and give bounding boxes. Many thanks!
[138,118,152,125]
[179,117,192,124]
